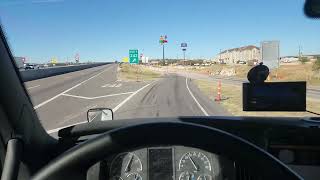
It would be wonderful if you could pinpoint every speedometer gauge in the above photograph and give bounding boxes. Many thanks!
[179,152,211,172]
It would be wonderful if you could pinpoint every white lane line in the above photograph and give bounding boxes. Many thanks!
[90,91,133,99]
[46,83,150,134]
[61,94,92,100]
[185,78,209,116]
[27,85,40,90]
[113,83,150,112]
[33,65,113,109]
[101,84,111,88]
[61,91,135,100]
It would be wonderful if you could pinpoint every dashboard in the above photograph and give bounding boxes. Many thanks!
[87,146,235,180]
[60,117,320,180]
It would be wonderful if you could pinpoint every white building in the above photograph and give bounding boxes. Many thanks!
[280,56,299,63]
[213,45,260,64]
[141,56,149,64]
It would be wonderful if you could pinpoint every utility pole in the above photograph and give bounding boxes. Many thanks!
[298,45,301,60]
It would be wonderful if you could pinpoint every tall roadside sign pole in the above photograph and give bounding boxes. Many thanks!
[163,44,165,61]
[181,43,187,61]
[159,35,168,63]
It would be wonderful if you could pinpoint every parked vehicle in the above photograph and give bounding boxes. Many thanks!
[25,63,39,70]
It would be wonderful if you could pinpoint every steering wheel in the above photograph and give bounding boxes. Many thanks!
[31,122,302,180]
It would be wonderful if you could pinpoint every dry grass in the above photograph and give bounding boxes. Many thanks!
[194,79,320,117]
[268,64,320,85]
[118,63,161,81]
[186,63,320,86]
[185,64,250,77]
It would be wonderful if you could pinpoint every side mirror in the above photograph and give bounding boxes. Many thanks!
[87,108,114,122]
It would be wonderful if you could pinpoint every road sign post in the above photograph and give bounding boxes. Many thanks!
[129,49,139,64]
[181,43,187,61]
[159,35,168,64]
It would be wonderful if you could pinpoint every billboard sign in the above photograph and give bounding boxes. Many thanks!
[261,41,280,69]
[181,43,187,47]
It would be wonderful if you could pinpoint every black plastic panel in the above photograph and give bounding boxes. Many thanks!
[243,82,306,111]
[148,148,173,180]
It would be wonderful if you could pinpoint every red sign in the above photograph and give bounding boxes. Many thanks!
[159,35,168,44]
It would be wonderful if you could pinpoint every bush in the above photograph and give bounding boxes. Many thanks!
[299,57,309,64]
[312,57,320,71]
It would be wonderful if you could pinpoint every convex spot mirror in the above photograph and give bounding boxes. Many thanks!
[87,108,114,122]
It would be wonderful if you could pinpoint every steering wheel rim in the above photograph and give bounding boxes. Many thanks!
[32,121,302,180]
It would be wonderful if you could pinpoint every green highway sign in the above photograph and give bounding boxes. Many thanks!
[129,49,139,64]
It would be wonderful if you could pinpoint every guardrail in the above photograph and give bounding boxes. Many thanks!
[20,63,112,82]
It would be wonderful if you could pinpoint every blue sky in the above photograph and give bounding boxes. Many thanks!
[0,0,319,63]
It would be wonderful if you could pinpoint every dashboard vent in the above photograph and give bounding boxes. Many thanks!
[235,162,262,180]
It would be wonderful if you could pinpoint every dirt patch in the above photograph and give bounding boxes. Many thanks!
[118,64,161,81]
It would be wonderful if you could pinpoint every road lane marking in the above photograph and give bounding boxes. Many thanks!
[101,84,111,87]
[61,94,91,100]
[113,83,151,112]
[61,91,135,100]
[46,83,150,134]
[33,65,114,109]
[27,85,40,90]
[185,78,209,116]
[90,91,132,99]
[101,83,122,88]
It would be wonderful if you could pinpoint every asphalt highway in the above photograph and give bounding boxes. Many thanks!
[24,64,228,134]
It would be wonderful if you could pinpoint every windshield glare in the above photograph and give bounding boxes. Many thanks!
[0,0,319,133]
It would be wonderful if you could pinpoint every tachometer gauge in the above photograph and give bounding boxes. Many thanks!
[197,174,212,180]
[110,152,142,177]
[179,171,195,180]
[179,152,211,172]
